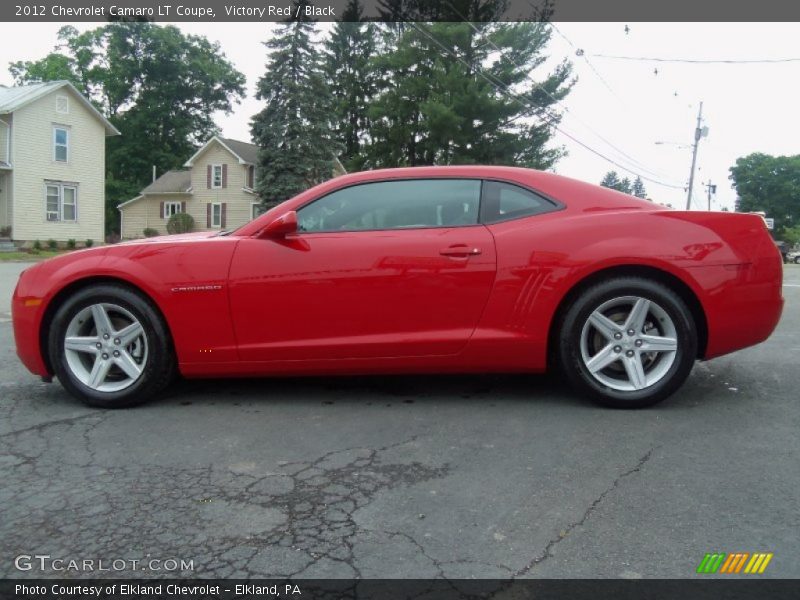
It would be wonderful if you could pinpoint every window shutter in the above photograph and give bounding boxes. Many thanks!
[247,166,254,189]
[160,201,165,219]
[206,165,211,189]
[221,203,227,228]
[206,203,211,228]
[222,164,228,188]
[181,201,186,213]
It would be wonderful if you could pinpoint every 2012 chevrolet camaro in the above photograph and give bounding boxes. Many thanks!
[12,166,783,408]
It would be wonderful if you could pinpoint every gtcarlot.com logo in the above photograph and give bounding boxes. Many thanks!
[696,552,773,574]
[14,554,194,572]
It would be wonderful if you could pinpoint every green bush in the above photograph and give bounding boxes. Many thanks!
[47,239,57,250]
[85,239,94,247]
[33,239,42,250]
[143,228,159,238]
[66,238,77,249]
[167,212,194,235]
[0,226,11,238]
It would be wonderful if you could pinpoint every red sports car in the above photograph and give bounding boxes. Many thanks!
[12,166,783,409]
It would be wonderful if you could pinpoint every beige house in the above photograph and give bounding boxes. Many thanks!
[0,81,120,243]
[119,136,262,239]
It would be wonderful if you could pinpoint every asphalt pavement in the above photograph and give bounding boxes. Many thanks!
[0,263,798,579]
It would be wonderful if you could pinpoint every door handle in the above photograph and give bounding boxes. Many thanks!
[440,245,482,257]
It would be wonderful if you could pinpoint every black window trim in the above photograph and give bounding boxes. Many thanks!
[294,175,565,235]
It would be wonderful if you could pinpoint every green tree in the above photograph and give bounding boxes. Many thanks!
[600,171,621,190]
[730,152,800,236]
[251,8,338,210]
[631,176,647,198]
[10,23,246,234]
[618,177,632,195]
[324,0,377,171]
[364,21,572,169]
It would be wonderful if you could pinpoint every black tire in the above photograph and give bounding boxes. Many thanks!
[48,284,175,408]
[557,277,697,409]
[795,256,800,264]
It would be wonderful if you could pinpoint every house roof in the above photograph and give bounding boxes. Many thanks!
[183,135,258,167]
[142,170,192,194]
[0,81,120,136]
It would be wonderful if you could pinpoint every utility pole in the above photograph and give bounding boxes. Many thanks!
[704,179,716,211]
[685,101,707,210]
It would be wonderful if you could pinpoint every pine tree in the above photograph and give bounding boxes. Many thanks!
[324,0,377,171]
[600,171,621,189]
[251,8,337,209]
[631,176,647,198]
[364,21,572,168]
[619,177,632,195]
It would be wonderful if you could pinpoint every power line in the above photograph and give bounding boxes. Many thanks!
[439,7,681,184]
[407,22,685,190]
[590,54,800,64]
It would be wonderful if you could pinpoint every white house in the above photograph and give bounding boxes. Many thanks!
[0,81,120,243]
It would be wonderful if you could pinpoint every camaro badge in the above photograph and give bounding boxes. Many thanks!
[170,285,223,292]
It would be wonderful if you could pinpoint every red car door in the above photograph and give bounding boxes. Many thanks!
[228,178,497,361]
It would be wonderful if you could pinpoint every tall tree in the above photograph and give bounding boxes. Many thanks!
[631,176,647,198]
[324,0,377,170]
[10,23,246,234]
[618,177,632,195]
[730,152,800,235]
[251,9,338,209]
[364,21,572,169]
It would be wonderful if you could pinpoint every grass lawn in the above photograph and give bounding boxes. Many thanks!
[0,250,65,262]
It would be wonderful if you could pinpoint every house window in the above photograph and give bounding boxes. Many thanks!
[45,182,78,222]
[53,127,69,162]
[163,201,182,219]
[247,165,255,189]
[211,202,222,227]
[251,202,265,221]
[56,95,69,114]
[212,165,223,188]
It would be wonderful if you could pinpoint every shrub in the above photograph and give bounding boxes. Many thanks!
[0,226,11,238]
[66,238,77,249]
[167,212,194,235]
[47,239,57,250]
[85,239,95,247]
[33,239,42,250]
[143,228,159,238]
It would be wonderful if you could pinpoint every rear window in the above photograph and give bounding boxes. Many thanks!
[481,180,558,223]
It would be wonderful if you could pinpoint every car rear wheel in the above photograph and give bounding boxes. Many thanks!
[557,277,697,408]
[48,284,175,408]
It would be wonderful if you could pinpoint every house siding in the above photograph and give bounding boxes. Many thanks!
[0,172,9,231]
[11,89,106,242]
[120,194,189,238]
[189,142,256,231]
[0,115,9,164]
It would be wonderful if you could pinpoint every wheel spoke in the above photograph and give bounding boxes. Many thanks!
[588,311,620,341]
[64,336,99,354]
[87,357,112,389]
[623,354,647,390]
[116,322,144,347]
[91,304,115,336]
[114,350,142,379]
[625,298,651,332]
[586,343,619,373]
[639,334,678,352]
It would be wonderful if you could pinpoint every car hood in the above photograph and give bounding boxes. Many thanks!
[116,231,221,246]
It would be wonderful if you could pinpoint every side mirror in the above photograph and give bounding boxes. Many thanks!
[259,210,298,238]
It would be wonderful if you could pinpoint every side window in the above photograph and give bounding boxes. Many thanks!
[481,180,557,224]
[297,179,481,233]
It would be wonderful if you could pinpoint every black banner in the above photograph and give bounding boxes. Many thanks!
[1,0,799,23]
[3,579,800,600]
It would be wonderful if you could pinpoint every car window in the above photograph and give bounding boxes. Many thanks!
[297,179,481,232]
[481,180,557,224]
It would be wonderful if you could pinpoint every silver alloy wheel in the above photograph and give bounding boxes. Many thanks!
[63,303,149,393]
[579,296,678,392]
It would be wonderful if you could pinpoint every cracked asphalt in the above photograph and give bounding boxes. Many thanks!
[0,263,798,579]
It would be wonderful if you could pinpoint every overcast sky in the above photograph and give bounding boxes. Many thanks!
[1,21,798,211]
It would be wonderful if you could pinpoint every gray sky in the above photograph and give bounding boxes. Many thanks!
[1,21,798,211]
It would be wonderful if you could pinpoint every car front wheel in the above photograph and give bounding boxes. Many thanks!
[557,277,697,408]
[48,284,175,408]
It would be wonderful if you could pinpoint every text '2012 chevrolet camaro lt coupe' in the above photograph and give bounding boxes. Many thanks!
[12,166,784,408]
